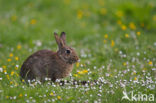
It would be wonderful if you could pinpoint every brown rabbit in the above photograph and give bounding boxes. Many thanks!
[20,32,79,82]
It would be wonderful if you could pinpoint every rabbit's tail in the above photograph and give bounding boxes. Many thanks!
[20,64,34,81]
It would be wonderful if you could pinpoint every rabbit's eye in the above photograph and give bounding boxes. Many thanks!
[66,50,71,54]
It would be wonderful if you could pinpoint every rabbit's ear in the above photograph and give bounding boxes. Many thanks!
[60,32,66,45]
[54,32,65,49]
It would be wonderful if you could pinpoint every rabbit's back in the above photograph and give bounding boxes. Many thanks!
[20,50,55,81]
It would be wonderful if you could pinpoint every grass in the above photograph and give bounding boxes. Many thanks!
[0,0,156,102]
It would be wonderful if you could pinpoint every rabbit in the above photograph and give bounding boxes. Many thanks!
[20,32,79,82]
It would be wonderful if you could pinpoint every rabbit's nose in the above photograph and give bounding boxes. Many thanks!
[73,56,78,60]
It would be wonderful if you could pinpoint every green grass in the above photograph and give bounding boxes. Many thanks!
[0,0,156,102]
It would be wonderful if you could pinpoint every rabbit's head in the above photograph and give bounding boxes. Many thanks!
[54,32,79,64]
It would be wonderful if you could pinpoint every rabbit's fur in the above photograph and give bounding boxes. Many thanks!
[20,32,79,82]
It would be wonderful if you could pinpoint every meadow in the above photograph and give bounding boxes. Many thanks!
[0,0,156,102]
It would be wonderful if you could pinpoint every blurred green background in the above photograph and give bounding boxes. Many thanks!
[0,0,156,47]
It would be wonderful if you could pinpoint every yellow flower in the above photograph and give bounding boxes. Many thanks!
[11,71,14,76]
[6,96,9,99]
[100,8,107,15]
[9,53,13,57]
[3,70,7,73]
[123,62,127,66]
[15,66,18,70]
[77,10,83,19]
[125,34,129,38]
[30,19,37,25]
[77,71,83,74]
[148,61,153,65]
[77,70,88,74]
[15,57,19,61]
[142,68,147,72]
[19,94,23,97]
[104,34,108,39]
[10,81,13,84]
[134,77,137,81]
[73,74,78,77]
[82,70,88,73]
[17,44,21,50]
[114,48,118,52]
[2,65,6,69]
[103,40,107,43]
[22,79,25,82]
[121,25,127,30]
[136,32,141,36]
[57,96,61,100]
[76,62,79,67]
[50,92,54,96]
[6,75,10,80]
[98,0,105,6]
[63,0,71,4]
[153,15,156,21]
[117,20,122,25]
[129,22,136,30]
[7,59,11,62]
[133,72,136,75]
[111,40,115,47]
[116,10,123,17]
[15,83,18,87]
[11,15,17,21]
